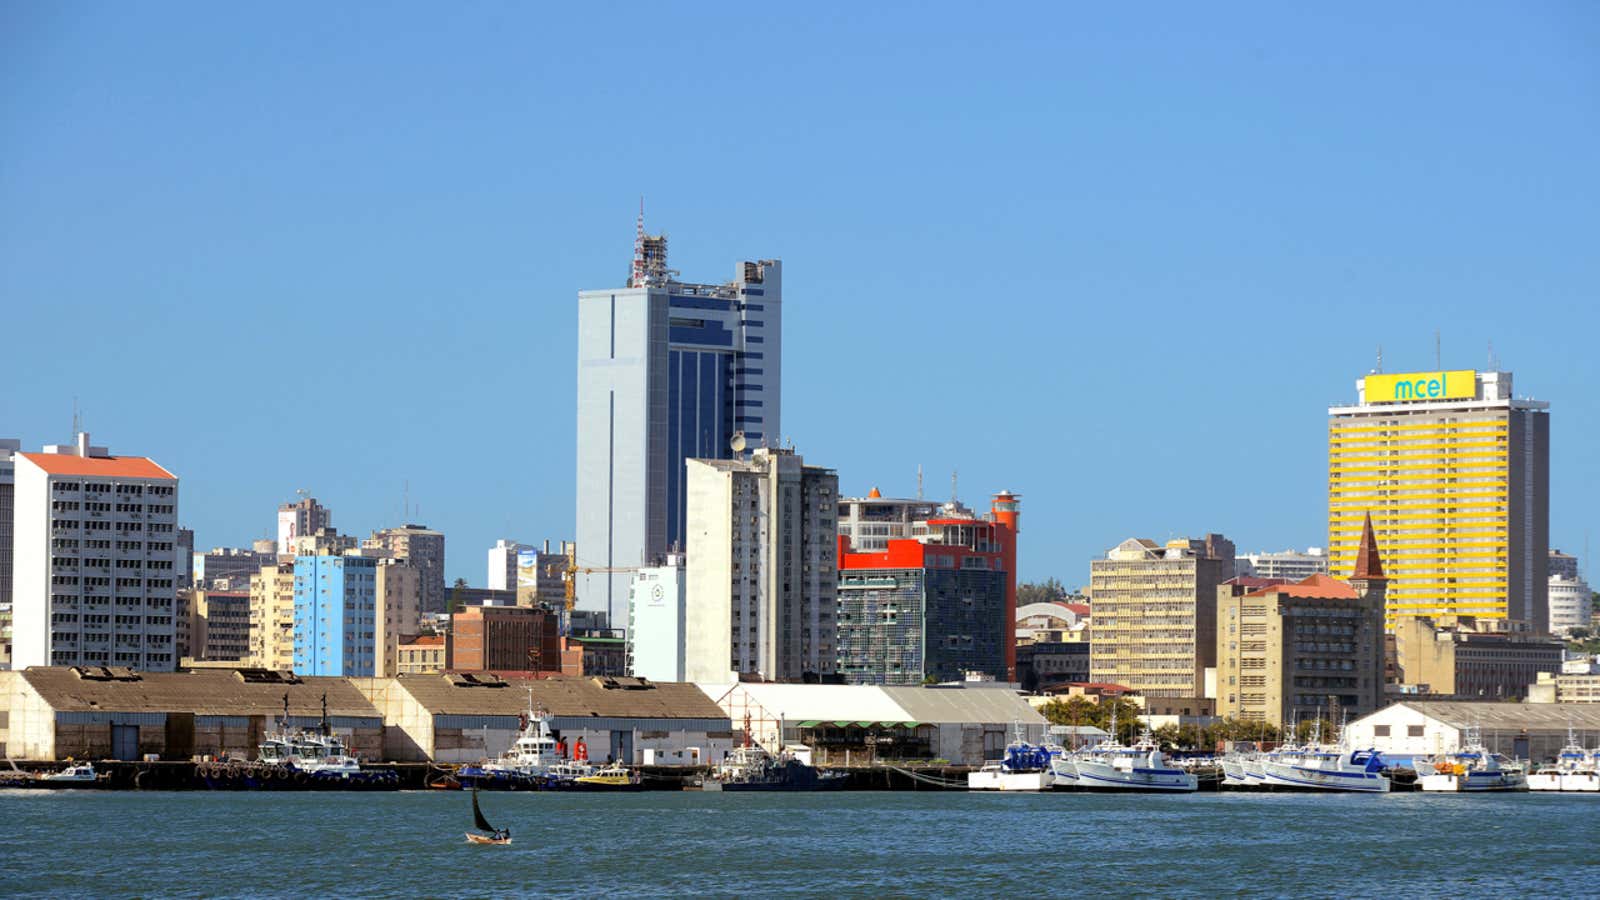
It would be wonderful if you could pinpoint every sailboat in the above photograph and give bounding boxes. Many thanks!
[465,783,512,845]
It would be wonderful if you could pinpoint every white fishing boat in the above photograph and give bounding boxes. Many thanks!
[1261,745,1390,793]
[1419,728,1527,793]
[968,724,1054,792]
[1072,735,1199,792]
[1528,728,1598,793]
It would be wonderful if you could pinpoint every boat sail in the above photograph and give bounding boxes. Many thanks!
[465,784,512,845]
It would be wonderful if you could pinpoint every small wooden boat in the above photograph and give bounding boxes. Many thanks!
[465,783,511,845]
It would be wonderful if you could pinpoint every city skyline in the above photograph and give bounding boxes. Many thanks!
[4,4,1597,586]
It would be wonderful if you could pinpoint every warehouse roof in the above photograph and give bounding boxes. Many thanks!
[18,667,380,718]
[390,674,727,720]
[884,685,1046,726]
[1378,701,1600,731]
[700,682,1045,727]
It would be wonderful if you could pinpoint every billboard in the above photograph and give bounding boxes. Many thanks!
[1364,370,1476,404]
[516,549,541,589]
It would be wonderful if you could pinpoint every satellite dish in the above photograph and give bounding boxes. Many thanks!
[730,431,747,453]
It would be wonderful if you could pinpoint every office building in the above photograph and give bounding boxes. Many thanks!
[1234,548,1329,581]
[248,561,295,671]
[1548,574,1593,637]
[447,604,565,674]
[576,216,781,620]
[682,448,836,683]
[11,432,180,671]
[516,540,575,608]
[277,495,332,555]
[1393,615,1565,699]
[836,489,944,552]
[193,546,277,589]
[1215,516,1388,727]
[175,528,194,590]
[835,493,1020,685]
[626,554,687,682]
[1549,549,1579,581]
[1088,533,1235,709]
[181,589,251,662]
[1328,369,1550,631]
[0,439,17,613]
[367,524,445,614]
[375,558,421,677]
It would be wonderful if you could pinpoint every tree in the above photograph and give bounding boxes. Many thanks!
[1018,578,1069,606]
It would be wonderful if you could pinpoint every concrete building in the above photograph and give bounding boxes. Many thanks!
[277,495,333,555]
[444,585,518,609]
[835,494,1020,686]
[575,217,781,621]
[487,539,523,592]
[1234,548,1329,581]
[356,673,733,764]
[292,555,379,676]
[288,528,357,558]
[1393,615,1565,699]
[11,433,180,671]
[0,439,17,616]
[446,604,565,674]
[704,681,1048,766]
[1215,517,1388,727]
[374,558,421,677]
[626,554,687,682]
[180,589,251,662]
[247,562,295,671]
[1549,574,1592,637]
[367,524,445,615]
[0,666,383,761]
[1548,549,1579,581]
[835,490,944,552]
[175,527,194,590]
[683,448,838,683]
[1329,369,1550,630]
[192,546,277,589]
[1016,641,1092,693]
[1088,534,1234,712]
[1343,700,1600,764]
[1532,670,1600,704]
[397,634,446,675]
[515,539,576,608]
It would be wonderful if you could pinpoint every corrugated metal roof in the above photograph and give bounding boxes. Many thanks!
[392,674,727,721]
[883,685,1046,726]
[20,667,380,718]
[1384,701,1600,731]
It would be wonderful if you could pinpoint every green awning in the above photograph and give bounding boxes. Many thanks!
[794,721,821,728]
[833,721,854,727]
[856,721,875,727]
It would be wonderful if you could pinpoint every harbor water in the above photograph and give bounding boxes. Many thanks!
[3,789,1595,897]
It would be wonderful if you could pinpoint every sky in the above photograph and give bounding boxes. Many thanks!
[3,3,1597,587]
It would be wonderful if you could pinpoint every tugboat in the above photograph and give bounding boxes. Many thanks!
[1419,727,1528,793]
[707,743,848,792]
[458,693,561,791]
[199,694,398,790]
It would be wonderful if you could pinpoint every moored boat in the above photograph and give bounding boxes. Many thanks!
[1419,728,1527,793]
[1261,746,1390,793]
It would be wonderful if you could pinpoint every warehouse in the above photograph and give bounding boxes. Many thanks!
[358,673,734,764]
[0,666,383,761]
[1343,700,1600,764]
[703,681,1047,766]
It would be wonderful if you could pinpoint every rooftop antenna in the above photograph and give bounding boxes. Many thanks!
[1434,330,1441,369]
[1376,344,1383,374]
[916,465,924,501]
[951,469,958,504]
[630,197,646,288]
[1488,340,1496,371]
[71,396,81,438]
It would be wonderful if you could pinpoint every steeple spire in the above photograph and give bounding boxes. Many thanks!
[1353,512,1387,581]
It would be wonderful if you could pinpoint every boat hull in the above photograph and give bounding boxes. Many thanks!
[1260,763,1389,793]
[197,763,400,791]
[967,770,1052,792]
[465,833,511,845]
[1072,764,1197,792]
[1419,772,1528,792]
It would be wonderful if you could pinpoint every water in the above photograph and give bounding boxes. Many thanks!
[3,789,1595,898]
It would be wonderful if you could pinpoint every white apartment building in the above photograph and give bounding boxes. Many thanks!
[487,539,523,591]
[12,433,180,671]
[626,553,687,681]
[1235,547,1330,581]
[683,449,837,683]
[1549,574,1593,637]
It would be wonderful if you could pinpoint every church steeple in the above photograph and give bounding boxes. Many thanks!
[1353,512,1387,582]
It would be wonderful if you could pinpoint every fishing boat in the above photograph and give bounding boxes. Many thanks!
[465,784,511,845]
[969,724,1054,792]
[709,745,849,792]
[1261,745,1390,793]
[1418,728,1528,793]
[200,694,398,790]
[1072,734,1199,792]
[1528,727,1598,793]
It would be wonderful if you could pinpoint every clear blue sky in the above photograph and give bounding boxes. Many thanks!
[4,3,1597,587]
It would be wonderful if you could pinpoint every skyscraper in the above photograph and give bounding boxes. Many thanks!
[576,216,780,619]
[1328,369,1550,631]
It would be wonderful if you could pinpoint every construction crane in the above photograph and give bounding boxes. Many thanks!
[543,550,640,612]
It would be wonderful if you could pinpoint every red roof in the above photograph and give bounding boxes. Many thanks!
[1225,575,1288,590]
[1057,602,1091,617]
[404,634,446,647]
[1353,512,1387,580]
[1246,573,1358,600]
[19,452,175,480]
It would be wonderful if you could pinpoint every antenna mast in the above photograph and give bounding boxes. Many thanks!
[1376,345,1383,374]
[916,465,924,501]
[951,470,958,504]
[1434,330,1441,369]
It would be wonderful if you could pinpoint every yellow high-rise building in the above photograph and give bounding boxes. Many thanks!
[1327,369,1549,631]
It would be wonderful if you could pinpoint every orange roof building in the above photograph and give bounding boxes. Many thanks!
[11,432,181,672]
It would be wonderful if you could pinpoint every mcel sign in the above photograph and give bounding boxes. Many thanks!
[1364,370,1476,403]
